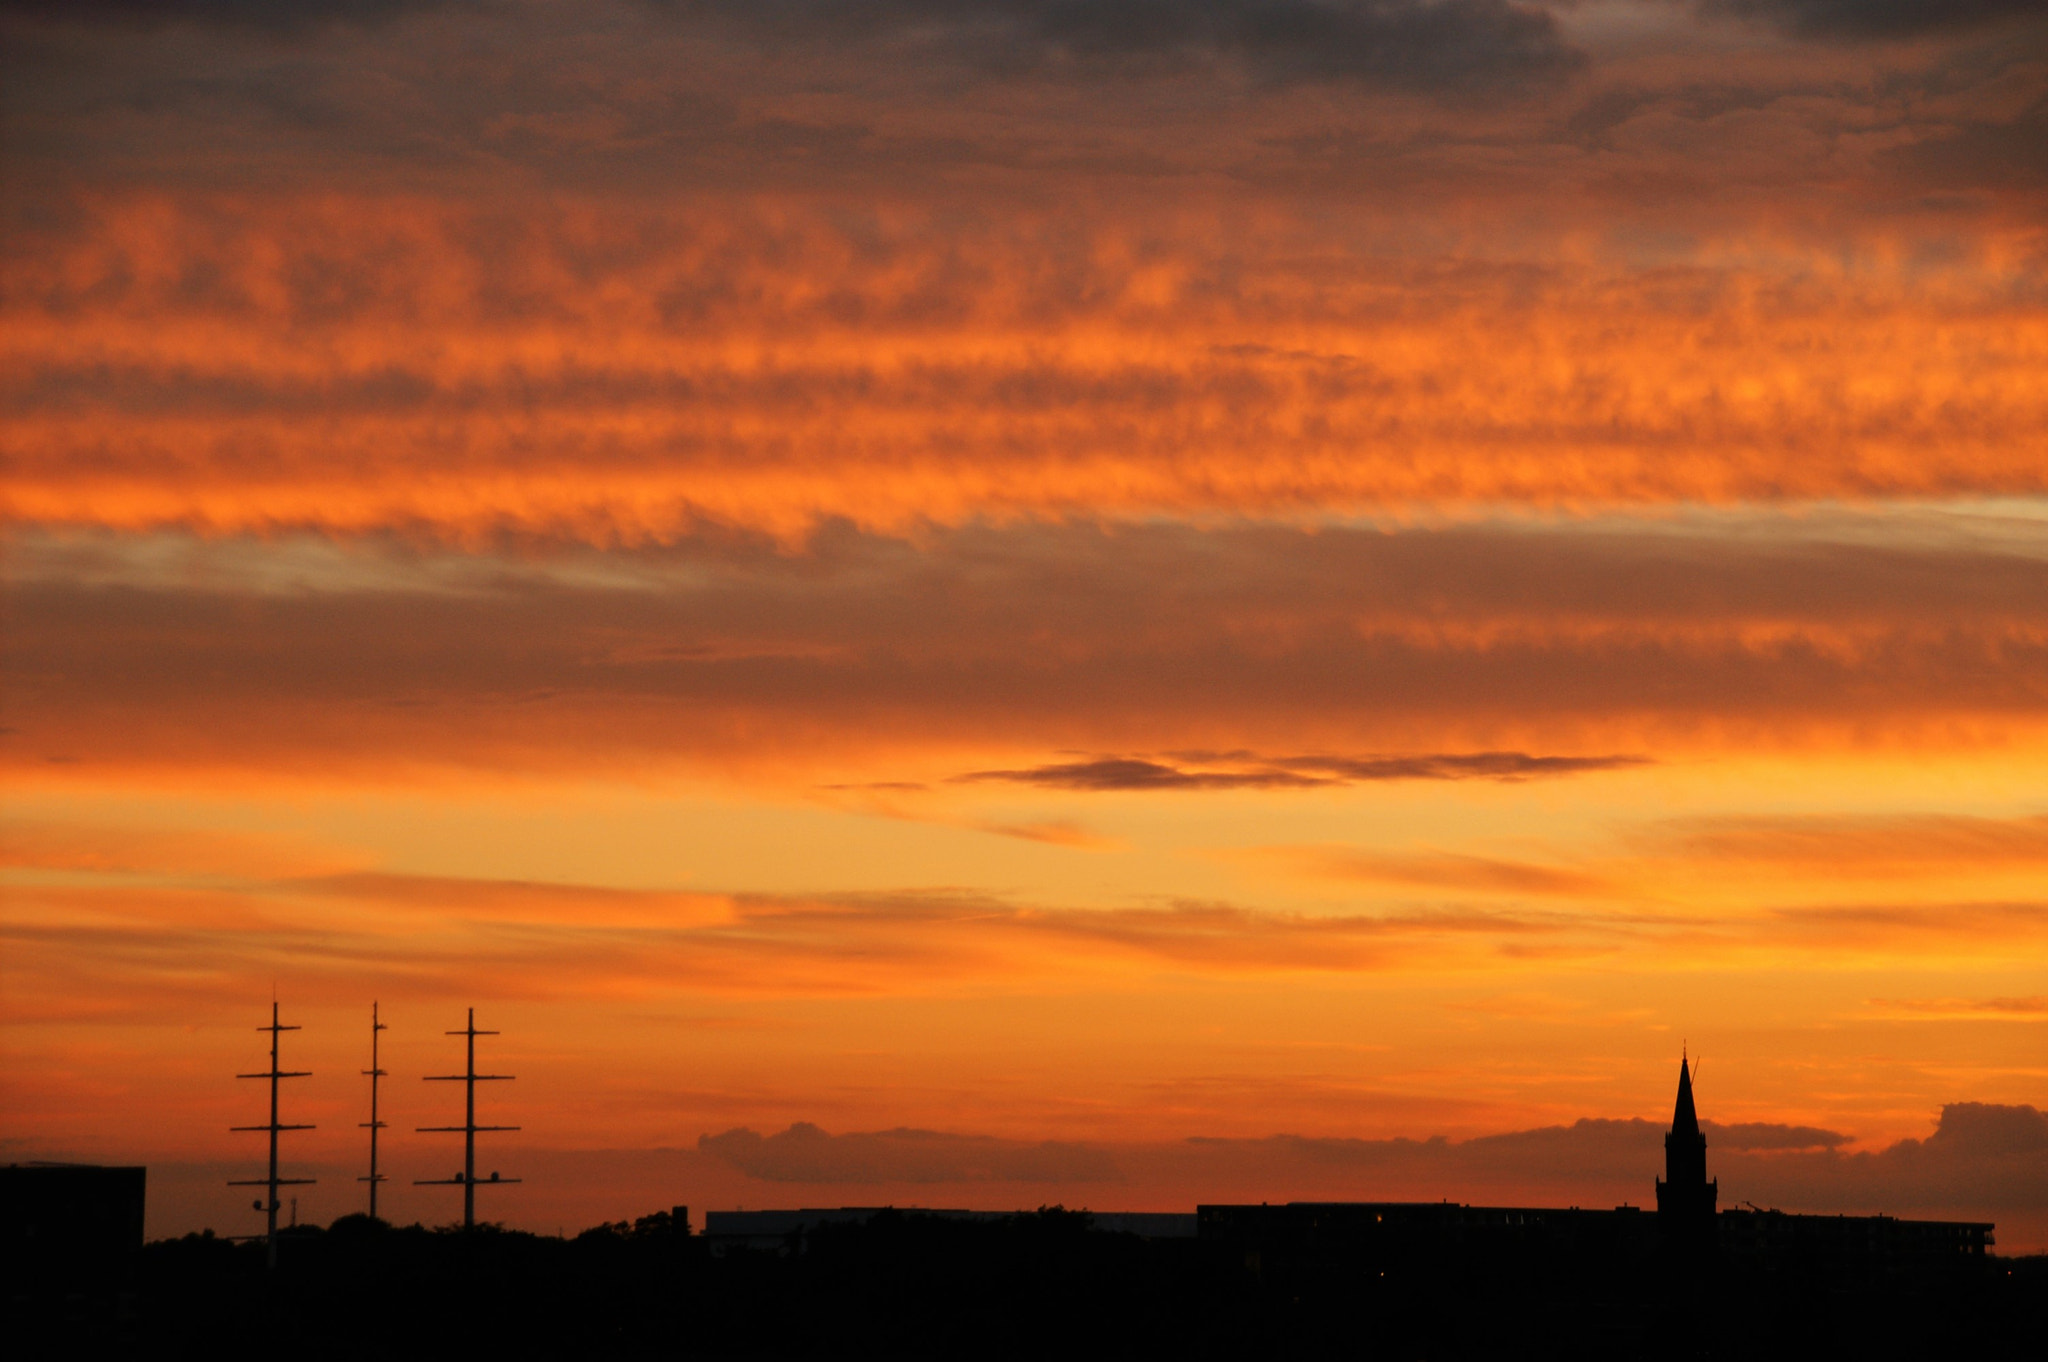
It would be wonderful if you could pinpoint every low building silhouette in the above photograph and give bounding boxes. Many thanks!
[704,1207,1197,1253]
[0,1162,147,1280]
[675,1060,1998,1301]
[1197,1058,1992,1281]
[1718,1206,1992,1274]
[698,1062,1996,1285]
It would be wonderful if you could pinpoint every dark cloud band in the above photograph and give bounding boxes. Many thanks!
[0,0,457,27]
[1700,0,2044,40]
[691,1106,2043,1215]
[7,516,2046,778]
[958,752,1646,791]
[674,0,1583,93]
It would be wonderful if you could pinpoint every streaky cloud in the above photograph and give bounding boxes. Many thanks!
[1700,0,2045,40]
[955,757,1327,791]
[0,0,462,27]
[698,1122,1122,1184]
[1871,994,2048,1018]
[670,0,1584,94]
[958,751,1646,791]
[1276,752,1649,781]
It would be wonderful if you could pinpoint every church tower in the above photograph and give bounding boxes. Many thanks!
[1655,1053,1716,1252]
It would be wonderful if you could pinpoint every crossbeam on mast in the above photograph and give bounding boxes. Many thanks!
[413,1006,520,1228]
[231,1001,315,1269]
[359,1000,389,1219]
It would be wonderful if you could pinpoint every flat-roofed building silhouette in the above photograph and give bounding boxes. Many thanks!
[703,1207,1197,1254]
[1,1163,147,1278]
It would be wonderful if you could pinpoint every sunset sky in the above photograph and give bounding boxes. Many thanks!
[3,1,2045,1249]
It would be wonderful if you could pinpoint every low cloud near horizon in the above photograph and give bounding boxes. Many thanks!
[689,1104,2047,1245]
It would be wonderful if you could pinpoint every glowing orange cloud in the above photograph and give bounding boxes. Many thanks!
[5,195,2047,541]
[8,815,2046,1023]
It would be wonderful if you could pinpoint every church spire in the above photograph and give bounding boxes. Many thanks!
[1671,1054,1700,1140]
[1656,1049,1717,1256]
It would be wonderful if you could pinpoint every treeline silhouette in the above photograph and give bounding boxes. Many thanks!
[14,1207,2045,1359]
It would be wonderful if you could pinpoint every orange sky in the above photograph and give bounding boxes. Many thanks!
[3,1,2045,1249]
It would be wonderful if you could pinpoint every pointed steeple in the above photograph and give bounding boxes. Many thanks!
[1656,1048,1716,1254]
[1671,1054,1700,1140]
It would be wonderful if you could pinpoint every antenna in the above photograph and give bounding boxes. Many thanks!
[359,1000,389,1219]
[228,1000,315,1269]
[414,1006,521,1229]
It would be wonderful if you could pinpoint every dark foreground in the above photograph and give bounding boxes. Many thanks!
[10,1209,2045,1360]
